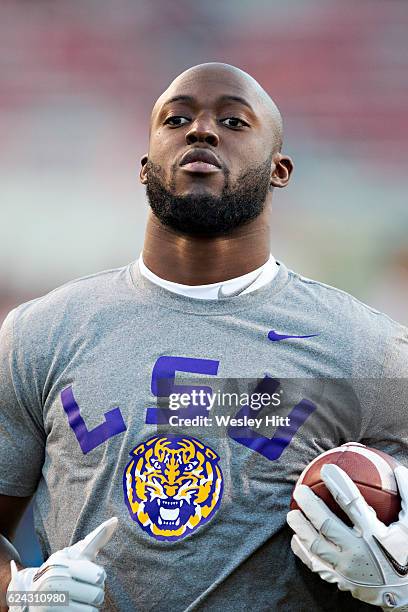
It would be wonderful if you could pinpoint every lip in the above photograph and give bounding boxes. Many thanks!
[179,148,222,172]
[180,161,221,173]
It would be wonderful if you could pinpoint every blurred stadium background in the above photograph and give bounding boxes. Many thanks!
[1,0,407,566]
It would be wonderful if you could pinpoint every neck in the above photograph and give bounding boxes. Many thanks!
[142,202,272,285]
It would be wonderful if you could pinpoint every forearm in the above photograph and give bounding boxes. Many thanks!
[0,535,23,612]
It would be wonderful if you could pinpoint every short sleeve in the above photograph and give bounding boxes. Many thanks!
[360,322,408,465]
[0,309,45,496]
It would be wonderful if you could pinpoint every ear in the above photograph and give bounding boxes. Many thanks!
[133,443,146,456]
[270,153,294,189]
[140,154,149,185]
[205,448,218,461]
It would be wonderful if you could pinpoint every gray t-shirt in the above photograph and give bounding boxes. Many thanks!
[1,260,407,612]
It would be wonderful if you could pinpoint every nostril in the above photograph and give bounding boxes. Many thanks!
[186,133,198,145]
[206,134,218,146]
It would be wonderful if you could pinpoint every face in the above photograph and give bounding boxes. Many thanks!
[140,65,292,236]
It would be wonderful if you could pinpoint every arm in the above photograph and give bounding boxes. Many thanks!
[0,309,116,610]
[0,495,32,612]
[0,308,44,608]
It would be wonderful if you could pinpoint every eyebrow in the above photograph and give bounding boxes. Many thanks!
[217,95,254,112]
[162,94,255,113]
[162,95,195,106]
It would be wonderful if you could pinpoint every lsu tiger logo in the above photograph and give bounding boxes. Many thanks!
[123,435,223,541]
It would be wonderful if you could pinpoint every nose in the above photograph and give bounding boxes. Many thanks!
[185,116,219,147]
[164,485,178,497]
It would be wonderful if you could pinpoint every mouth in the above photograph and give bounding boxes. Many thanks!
[156,498,184,527]
[179,148,222,174]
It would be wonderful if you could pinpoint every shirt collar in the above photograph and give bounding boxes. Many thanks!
[138,252,279,300]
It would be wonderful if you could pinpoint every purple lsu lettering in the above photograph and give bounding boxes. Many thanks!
[61,355,316,457]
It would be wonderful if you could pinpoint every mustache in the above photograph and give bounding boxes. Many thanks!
[146,157,268,194]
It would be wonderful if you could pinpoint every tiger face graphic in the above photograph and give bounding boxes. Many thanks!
[123,435,223,541]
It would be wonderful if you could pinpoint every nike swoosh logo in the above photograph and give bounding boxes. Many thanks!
[268,330,320,342]
[217,271,263,299]
[373,536,408,576]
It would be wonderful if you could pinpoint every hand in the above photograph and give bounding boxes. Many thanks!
[287,464,408,610]
[7,517,118,612]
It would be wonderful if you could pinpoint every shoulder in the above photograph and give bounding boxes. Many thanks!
[285,267,408,375]
[8,263,134,347]
[287,267,404,331]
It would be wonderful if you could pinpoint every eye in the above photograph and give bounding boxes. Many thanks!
[184,460,199,472]
[221,117,249,129]
[164,116,190,127]
[152,458,161,470]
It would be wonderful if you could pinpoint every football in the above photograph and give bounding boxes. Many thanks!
[290,442,401,526]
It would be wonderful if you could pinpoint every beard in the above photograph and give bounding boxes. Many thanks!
[145,156,272,237]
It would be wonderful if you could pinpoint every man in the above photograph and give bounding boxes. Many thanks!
[0,63,407,611]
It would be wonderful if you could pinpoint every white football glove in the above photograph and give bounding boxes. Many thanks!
[287,464,408,610]
[6,517,118,612]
